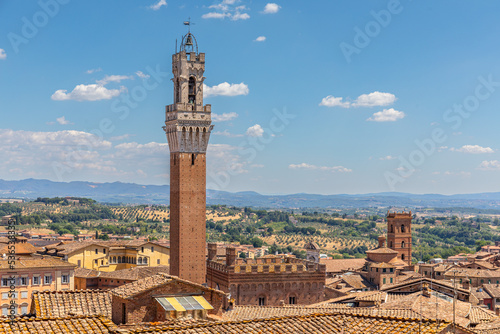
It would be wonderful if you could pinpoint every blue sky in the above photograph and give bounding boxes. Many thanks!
[1,0,500,195]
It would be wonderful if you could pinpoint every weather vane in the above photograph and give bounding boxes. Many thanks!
[183,17,195,33]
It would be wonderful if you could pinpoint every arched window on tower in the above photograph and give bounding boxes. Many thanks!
[401,224,405,233]
[402,253,405,261]
[390,225,394,233]
[188,76,196,104]
[401,241,405,248]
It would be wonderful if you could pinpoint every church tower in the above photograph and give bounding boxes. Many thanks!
[386,211,412,265]
[163,29,213,284]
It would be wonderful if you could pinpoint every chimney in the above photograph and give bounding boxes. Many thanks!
[378,235,386,248]
[226,247,237,266]
[208,243,217,262]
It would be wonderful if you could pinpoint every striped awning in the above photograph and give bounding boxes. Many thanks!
[155,296,214,312]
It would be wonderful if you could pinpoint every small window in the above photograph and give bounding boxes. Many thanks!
[383,268,386,273]
[20,277,27,286]
[258,297,265,306]
[77,260,81,267]
[157,259,160,265]
[94,259,98,265]
[390,278,393,283]
[62,275,69,284]
[289,296,296,304]
[402,254,405,261]
[33,276,40,285]
[141,247,144,253]
[103,249,106,254]
[1,278,8,287]
[1,306,7,316]
[21,291,28,299]
[383,278,386,284]
[21,304,28,315]
[151,246,154,252]
[44,275,52,285]
[95,249,98,255]
[1,293,8,300]
[401,241,405,248]
[401,225,405,233]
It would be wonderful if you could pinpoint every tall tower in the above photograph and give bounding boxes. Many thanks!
[386,211,412,265]
[163,29,213,284]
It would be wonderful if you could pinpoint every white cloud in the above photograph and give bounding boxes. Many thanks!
[451,145,494,154]
[444,171,471,177]
[352,91,396,107]
[203,0,249,20]
[478,160,500,170]
[231,12,250,20]
[86,68,102,74]
[204,82,249,97]
[254,36,266,42]
[149,0,167,10]
[319,91,396,108]
[202,12,230,19]
[289,163,352,173]
[246,124,264,137]
[379,155,396,160]
[262,3,280,14]
[213,130,244,138]
[367,108,405,122]
[212,112,238,122]
[51,84,126,101]
[96,75,133,85]
[136,71,150,79]
[56,116,71,125]
[0,49,7,60]
[319,96,350,108]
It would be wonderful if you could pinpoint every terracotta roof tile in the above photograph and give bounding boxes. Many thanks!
[319,258,366,273]
[32,290,112,319]
[0,315,118,333]
[128,312,455,334]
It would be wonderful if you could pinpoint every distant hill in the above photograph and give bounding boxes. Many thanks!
[1,178,500,209]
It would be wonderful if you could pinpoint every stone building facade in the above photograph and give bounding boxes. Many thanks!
[164,31,213,285]
[206,244,326,306]
[387,211,412,265]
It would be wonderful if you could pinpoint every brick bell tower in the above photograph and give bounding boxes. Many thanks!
[163,26,213,284]
[386,211,412,265]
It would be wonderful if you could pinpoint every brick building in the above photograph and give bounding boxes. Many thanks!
[387,211,412,265]
[110,273,228,325]
[164,29,213,285]
[206,244,326,306]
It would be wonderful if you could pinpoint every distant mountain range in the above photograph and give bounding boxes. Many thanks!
[1,178,500,209]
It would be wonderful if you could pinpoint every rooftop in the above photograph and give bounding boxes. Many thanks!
[32,290,112,318]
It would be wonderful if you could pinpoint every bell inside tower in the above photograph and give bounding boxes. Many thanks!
[188,76,196,104]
